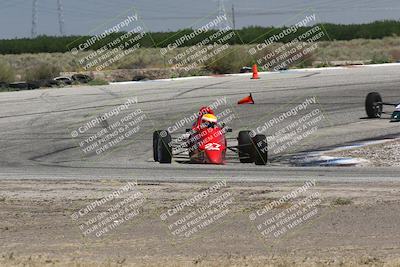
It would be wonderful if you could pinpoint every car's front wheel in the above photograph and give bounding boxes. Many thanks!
[252,134,268,165]
[238,131,254,163]
[153,130,172,163]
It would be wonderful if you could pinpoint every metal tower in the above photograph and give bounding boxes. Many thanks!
[57,0,66,36]
[31,0,66,38]
[31,0,38,38]
[217,0,230,30]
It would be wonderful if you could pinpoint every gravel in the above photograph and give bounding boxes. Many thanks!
[328,139,400,167]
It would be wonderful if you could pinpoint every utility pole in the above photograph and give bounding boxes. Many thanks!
[57,0,66,36]
[231,4,236,30]
[31,0,38,38]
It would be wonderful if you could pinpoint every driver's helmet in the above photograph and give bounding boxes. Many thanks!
[201,113,217,128]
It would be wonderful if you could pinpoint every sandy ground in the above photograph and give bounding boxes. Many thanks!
[328,139,400,167]
[1,179,400,267]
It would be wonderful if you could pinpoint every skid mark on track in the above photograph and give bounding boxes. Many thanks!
[98,87,121,98]
[173,81,230,98]
[299,72,320,78]
[29,145,78,162]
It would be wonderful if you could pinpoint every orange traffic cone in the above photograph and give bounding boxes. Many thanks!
[238,93,255,105]
[251,64,260,79]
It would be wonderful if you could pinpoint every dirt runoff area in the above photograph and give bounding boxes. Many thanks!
[328,139,400,167]
[1,179,400,267]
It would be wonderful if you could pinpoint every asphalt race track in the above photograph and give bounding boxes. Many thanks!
[1,64,400,182]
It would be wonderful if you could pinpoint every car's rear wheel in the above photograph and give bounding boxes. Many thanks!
[365,92,382,118]
[252,134,268,165]
[153,130,172,163]
[238,131,254,163]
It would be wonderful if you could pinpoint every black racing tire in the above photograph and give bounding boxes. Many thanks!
[54,77,72,85]
[8,82,40,90]
[153,131,161,162]
[72,74,92,83]
[9,82,29,90]
[365,92,382,118]
[252,134,268,165]
[27,83,40,89]
[132,75,149,81]
[238,131,254,163]
[155,130,172,164]
[0,82,8,88]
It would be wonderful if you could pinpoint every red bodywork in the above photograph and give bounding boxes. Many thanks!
[188,107,227,164]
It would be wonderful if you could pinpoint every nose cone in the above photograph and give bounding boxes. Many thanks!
[205,150,223,164]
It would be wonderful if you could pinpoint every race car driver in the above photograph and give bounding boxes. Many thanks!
[200,113,218,129]
[192,107,217,131]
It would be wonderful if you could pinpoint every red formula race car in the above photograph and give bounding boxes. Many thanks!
[153,107,268,165]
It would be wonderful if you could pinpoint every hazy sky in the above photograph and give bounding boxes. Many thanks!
[0,0,399,39]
